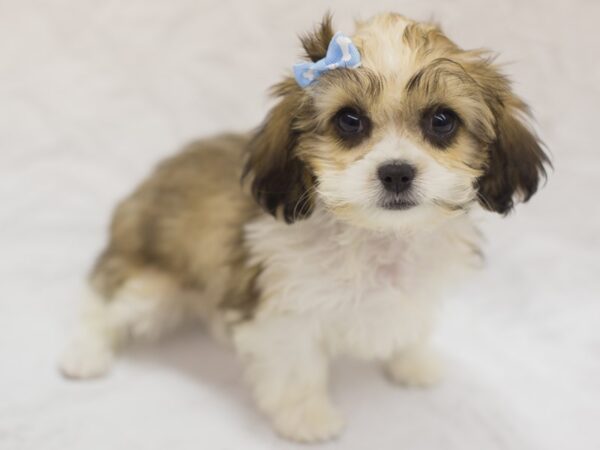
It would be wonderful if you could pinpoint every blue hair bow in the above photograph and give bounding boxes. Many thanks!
[293,32,361,88]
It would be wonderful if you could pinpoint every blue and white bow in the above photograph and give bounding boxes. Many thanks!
[293,32,361,88]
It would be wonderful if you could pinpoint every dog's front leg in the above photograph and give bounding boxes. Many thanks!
[383,338,443,388]
[233,315,343,443]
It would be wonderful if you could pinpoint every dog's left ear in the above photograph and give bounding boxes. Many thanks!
[474,65,551,214]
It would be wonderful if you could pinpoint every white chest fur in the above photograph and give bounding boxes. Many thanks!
[244,208,478,360]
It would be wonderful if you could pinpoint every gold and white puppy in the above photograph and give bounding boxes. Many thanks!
[61,13,550,443]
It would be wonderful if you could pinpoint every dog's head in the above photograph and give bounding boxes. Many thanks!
[244,13,550,229]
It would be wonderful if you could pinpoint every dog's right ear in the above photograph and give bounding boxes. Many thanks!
[242,14,335,223]
[242,79,315,224]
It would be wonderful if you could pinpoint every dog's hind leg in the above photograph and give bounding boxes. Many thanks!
[59,265,185,379]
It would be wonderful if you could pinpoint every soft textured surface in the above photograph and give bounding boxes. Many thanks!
[1,1,599,449]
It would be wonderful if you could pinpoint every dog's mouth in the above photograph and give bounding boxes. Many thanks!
[379,197,418,211]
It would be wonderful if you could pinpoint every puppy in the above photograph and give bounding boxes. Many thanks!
[60,13,549,443]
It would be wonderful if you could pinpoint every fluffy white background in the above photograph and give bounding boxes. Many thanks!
[1,0,599,449]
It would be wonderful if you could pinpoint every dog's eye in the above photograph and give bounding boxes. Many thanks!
[422,107,459,148]
[431,110,457,135]
[334,108,367,137]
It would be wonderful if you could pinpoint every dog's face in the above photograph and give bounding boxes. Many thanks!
[245,13,549,229]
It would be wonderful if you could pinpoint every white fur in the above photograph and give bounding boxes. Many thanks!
[318,134,477,231]
[60,14,484,440]
[384,342,444,387]
[61,203,480,438]
[60,270,185,378]
[234,206,480,441]
[62,205,480,441]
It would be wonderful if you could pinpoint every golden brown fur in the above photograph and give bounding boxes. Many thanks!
[62,13,550,443]
[78,12,553,347]
[245,13,548,222]
[90,134,261,317]
[89,12,549,320]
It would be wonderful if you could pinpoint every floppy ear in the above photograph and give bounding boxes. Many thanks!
[243,79,315,223]
[242,15,335,223]
[477,104,550,214]
[472,62,551,214]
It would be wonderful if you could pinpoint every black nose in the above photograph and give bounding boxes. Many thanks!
[377,163,416,194]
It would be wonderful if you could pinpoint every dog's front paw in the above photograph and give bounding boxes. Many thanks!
[384,347,442,388]
[271,395,344,443]
[59,335,114,380]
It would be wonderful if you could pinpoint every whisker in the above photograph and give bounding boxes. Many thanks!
[292,184,319,220]
[476,191,493,211]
